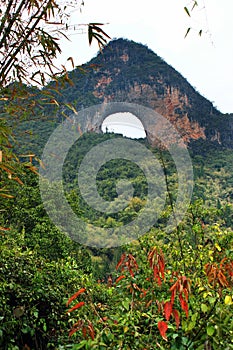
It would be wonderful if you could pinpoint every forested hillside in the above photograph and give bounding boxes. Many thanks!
[1,129,233,349]
[1,39,233,349]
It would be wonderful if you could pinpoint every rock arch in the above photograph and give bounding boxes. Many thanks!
[74,102,178,147]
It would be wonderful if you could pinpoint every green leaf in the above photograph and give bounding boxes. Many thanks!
[172,333,179,339]
[187,320,196,331]
[122,300,130,310]
[72,340,87,349]
[207,325,215,336]
[201,304,208,313]
[208,297,216,304]
[22,326,30,334]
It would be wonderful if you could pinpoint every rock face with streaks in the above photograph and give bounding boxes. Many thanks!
[54,38,233,151]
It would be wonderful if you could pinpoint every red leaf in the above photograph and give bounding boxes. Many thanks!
[170,280,178,292]
[182,276,189,290]
[164,301,172,321]
[140,288,147,298]
[129,267,134,277]
[12,176,24,185]
[157,276,162,286]
[73,320,83,328]
[158,321,168,340]
[128,253,138,270]
[82,326,87,339]
[66,288,86,306]
[172,309,180,329]
[115,275,126,284]
[179,293,189,318]
[158,255,165,279]
[0,226,10,231]
[220,257,227,268]
[156,299,162,313]
[153,265,158,278]
[67,301,85,313]
[116,253,126,270]
[87,320,95,340]
[153,266,162,285]
[183,288,189,302]
[69,328,78,337]
[170,290,176,306]
[148,249,155,268]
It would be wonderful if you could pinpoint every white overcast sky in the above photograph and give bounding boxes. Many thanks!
[57,0,233,114]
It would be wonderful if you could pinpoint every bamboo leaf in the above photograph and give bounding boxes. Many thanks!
[184,27,191,38]
[184,7,191,17]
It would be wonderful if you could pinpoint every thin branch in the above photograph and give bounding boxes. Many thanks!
[159,150,186,273]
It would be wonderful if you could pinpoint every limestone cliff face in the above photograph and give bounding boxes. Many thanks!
[95,80,206,144]
[62,39,233,150]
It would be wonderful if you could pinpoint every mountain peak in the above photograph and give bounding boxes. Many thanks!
[91,38,166,70]
[53,39,233,151]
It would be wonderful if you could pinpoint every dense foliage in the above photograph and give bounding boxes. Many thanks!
[1,130,233,349]
[64,228,233,349]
